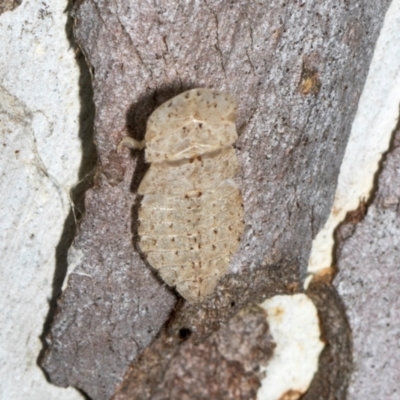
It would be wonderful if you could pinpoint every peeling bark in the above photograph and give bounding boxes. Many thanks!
[41,1,391,399]
[334,122,400,400]
[304,279,352,400]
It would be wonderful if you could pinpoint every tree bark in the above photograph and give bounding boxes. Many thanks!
[41,1,391,399]
[334,120,400,400]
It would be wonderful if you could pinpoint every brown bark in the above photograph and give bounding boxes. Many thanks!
[304,280,353,400]
[114,304,275,400]
[41,1,391,399]
[0,0,22,15]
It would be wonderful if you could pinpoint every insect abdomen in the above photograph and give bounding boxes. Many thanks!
[138,150,244,302]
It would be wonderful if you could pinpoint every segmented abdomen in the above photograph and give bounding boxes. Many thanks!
[138,149,244,302]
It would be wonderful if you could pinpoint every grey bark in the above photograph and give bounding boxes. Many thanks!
[41,1,391,399]
[334,121,400,400]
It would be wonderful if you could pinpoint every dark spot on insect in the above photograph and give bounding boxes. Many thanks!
[169,223,173,228]
[189,158,194,163]
[185,194,189,199]
[214,229,218,234]
[179,327,192,340]
[228,225,232,231]
[199,123,203,128]
[171,237,175,242]
[197,155,202,161]
[198,244,202,249]
[212,244,216,250]
[175,251,179,255]
[15,150,19,154]
[194,237,197,242]
[230,301,236,307]
[190,247,194,250]
[197,191,202,197]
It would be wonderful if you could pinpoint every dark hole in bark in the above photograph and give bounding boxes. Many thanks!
[179,327,192,340]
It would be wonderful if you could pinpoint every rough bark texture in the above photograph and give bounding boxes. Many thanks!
[113,282,350,400]
[334,122,400,400]
[304,279,352,400]
[114,304,275,400]
[41,1,390,399]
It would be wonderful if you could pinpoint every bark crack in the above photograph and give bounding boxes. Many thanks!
[162,35,183,90]
[205,1,227,80]
[113,0,154,81]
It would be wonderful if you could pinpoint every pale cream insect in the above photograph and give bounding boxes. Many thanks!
[119,88,245,303]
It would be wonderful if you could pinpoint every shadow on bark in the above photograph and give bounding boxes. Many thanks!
[125,83,201,292]
[37,2,97,387]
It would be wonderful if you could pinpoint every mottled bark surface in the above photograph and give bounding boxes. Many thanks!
[334,123,400,400]
[304,279,352,400]
[114,304,275,400]
[41,1,390,399]
[114,281,350,400]
[0,0,22,15]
